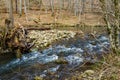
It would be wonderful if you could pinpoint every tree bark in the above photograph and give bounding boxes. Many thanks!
[19,0,22,16]
[15,0,18,13]
[81,0,85,14]
[74,0,79,16]
[100,0,120,53]
[27,0,30,12]
[24,0,27,14]
[59,0,63,11]
[9,0,14,27]
[24,0,28,21]
[90,0,94,12]
[67,0,72,11]
[5,0,9,13]
[50,0,54,13]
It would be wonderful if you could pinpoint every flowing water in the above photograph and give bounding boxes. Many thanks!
[0,33,110,80]
[0,35,110,80]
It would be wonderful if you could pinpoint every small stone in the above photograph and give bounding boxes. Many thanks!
[84,70,95,75]
[34,76,43,80]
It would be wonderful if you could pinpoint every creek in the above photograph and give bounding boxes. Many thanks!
[0,35,110,80]
[0,33,110,79]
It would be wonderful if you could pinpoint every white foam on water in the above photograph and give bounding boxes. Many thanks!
[65,55,84,65]
[42,54,58,63]
[98,36,108,41]
[43,45,84,55]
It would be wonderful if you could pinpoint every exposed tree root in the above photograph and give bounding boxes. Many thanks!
[0,19,34,58]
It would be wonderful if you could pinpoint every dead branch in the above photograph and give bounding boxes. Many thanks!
[27,27,51,31]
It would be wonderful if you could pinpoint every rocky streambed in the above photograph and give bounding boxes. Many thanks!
[0,29,110,80]
[28,30,79,49]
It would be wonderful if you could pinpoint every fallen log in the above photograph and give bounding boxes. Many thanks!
[27,27,51,31]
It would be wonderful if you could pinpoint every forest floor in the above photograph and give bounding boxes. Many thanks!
[0,10,105,28]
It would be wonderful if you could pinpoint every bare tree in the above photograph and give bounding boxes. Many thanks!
[24,0,27,14]
[74,0,78,16]
[24,0,28,21]
[27,0,30,11]
[100,0,120,53]
[39,0,43,10]
[15,0,18,13]
[67,0,72,11]
[59,0,63,11]
[81,0,85,14]
[50,0,54,13]
[19,0,22,16]
[5,0,9,13]
[90,0,94,12]
[9,0,14,27]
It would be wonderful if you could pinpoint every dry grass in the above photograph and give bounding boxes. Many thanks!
[95,53,120,80]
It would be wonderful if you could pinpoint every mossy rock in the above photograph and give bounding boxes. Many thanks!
[34,76,43,80]
[54,58,68,64]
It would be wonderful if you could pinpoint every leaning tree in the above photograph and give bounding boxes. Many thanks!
[99,0,120,53]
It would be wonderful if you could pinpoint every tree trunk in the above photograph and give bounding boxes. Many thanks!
[100,0,120,53]
[5,0,9,13]
[67,0,72,11]
[24,0,28,21]
[19,0,22,16]
[15,0,18,13]
[113,0,119,51]
[59,0,63,11]
[39,0,43,10]
[90,0,94,12]
[24,0,27,14]
[9,0,14,27]
[81,0,85,14]
[50,0,54,13]
[74,0,79,16]
[27,0,30,12]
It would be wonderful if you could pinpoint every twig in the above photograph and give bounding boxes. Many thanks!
[98,67,111,80]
